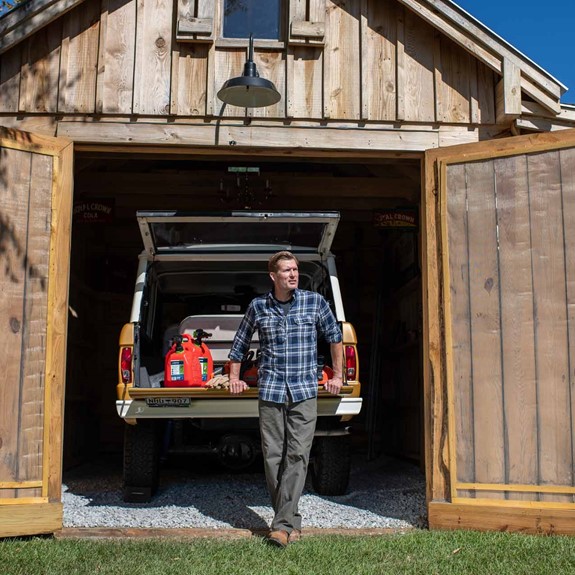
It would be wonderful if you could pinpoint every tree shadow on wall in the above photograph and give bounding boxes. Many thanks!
[0,136,47,291]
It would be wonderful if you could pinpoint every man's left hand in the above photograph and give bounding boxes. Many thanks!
[324,376,343,395]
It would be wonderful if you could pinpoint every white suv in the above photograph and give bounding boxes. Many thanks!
[116,212,362,502]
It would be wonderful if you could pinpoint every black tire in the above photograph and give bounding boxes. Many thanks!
[123,420,161,502]
[311,435,351,496]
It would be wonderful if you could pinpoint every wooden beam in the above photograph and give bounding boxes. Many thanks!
[0,0,88,56]
[290,21,325,39]
[177,18,214,37]
[56,121,480,151]
[0,503,62,537]
[429,501,575,534]
[496,58,521,124]
[514,118,575,133]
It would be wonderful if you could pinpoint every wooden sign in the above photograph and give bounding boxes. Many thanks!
[73,199,115,223]
[373,209,418,230]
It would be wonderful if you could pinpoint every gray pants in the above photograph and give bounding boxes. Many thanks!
[259,397,317,533]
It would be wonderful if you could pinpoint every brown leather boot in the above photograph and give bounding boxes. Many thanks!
[267,530,289,548]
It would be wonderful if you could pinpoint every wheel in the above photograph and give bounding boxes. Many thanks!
[311,435,351,496]
[123,420,162,502]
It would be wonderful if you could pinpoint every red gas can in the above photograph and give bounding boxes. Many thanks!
[164,331,214,387]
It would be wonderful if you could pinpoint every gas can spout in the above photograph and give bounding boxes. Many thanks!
[193,329,212,346]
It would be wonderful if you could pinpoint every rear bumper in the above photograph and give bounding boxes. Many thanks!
[116,396,362,420]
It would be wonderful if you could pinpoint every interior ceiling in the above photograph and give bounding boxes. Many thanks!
[73,155,422,215]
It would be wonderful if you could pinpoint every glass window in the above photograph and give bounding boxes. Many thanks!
[223,0,281,40]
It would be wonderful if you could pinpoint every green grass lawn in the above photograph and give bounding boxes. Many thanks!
[2,530,575,575]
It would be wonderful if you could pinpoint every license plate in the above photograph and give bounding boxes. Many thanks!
[146,397,191,408]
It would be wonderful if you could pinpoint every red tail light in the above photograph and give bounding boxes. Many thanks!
[345,345,356,380]
[121,347,133,384]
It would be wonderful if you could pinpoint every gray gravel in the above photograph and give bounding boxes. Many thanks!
[62,454,426,530]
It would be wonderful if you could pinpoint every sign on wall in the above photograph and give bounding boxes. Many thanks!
[73,199,115,223]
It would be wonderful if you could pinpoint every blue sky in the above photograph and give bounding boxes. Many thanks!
[456,0,575,103]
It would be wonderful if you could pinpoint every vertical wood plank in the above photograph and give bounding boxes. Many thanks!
[560,147,575,503]
[0,44,22,113]
[495,155,538,501]
[0,148,31,497]
[476,62,496,125]
[436,36,470,124]
[46,140,73,502]
[396,5,405,121]
[364,0,396,121]
[469,59,479,124]
[403,10,434,123]
[171,44,209,116]
[529,151,572,502]
[58,0,100,113]
[17,154,52,493]
[249,50,285,119]
[466,160,505,498]
[133,0,173,115]
[286,47,323,119]
[96,0,137,114]
[19,21,61,113]
[213,48,246,116]
[445,163,474,495]
[324,0,360,120]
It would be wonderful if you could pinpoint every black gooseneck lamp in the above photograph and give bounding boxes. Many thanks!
[217,34,281,108]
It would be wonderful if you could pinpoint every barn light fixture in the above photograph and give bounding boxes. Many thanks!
[217,34,281,108]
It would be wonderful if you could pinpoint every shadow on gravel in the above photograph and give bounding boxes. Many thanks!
[62,452,426,530]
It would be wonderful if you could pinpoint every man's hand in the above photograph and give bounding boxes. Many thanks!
[324,375,343,395]
[229,378,249,394]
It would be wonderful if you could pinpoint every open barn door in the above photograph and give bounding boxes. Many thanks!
[0,127,73,537]
[424,129,575,534]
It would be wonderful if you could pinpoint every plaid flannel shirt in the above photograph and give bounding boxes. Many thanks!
[229,289,342,403]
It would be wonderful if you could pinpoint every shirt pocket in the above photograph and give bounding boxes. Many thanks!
[292,316,316,336]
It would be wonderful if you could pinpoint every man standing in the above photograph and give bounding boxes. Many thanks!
[228,251,343,548]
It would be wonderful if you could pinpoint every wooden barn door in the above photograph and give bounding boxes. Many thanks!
[424,129,575,533]
[0,127,73,537]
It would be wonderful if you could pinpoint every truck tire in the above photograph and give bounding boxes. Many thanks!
[123,420,161,502]
[311,435,351,496]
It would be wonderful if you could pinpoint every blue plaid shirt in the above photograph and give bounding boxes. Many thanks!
[229,289,342,403]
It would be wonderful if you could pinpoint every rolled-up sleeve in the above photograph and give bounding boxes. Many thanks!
[228,303,256,361]
[317,297,342,343]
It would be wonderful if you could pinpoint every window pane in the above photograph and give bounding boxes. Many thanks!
[223,0,281,40]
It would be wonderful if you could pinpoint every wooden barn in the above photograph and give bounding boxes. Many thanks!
[2,0,575,537]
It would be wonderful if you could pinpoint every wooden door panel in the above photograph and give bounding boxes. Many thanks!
[0,127,73,536]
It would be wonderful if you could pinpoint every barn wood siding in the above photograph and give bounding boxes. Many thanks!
[0,0,497,125]
[443,146,575,504]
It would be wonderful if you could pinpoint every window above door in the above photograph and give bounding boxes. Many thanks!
[223,0,282,41]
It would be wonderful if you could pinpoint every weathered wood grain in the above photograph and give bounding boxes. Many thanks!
[286,46,323,119]
[324,0,360,120]
[560,146,575,504]
[19,20,61,113]
[96,0,137,114]
[444,163,474,497]
[403,10,434,122]
[495,154,538,501]
[17,153,52,495]
[133,0,173,115]
[528,150,572,502]
[0,43,22,113]
[58,0,100,113]
[0,148,32,498]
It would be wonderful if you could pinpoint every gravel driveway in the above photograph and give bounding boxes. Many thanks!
[62,453,426,530]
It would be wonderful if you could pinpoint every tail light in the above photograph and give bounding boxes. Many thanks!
[345,345,356,380]
[121,347,133,384]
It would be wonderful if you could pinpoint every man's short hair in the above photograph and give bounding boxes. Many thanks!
[268,251,299,273]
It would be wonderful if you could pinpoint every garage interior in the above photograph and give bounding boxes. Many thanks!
[63,151,424,478]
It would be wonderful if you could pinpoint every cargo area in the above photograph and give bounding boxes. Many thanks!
[64,153,424,476]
